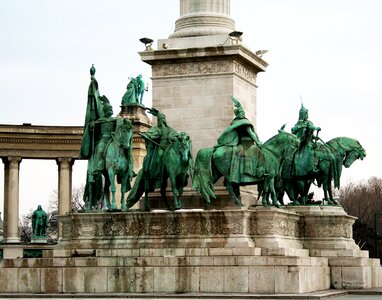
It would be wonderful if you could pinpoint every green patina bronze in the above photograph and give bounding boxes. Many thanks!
[126,108,193,211]
[277,105,366,205]
[193,96,299,208]
[32,205,48,237]
[80,66,134,211]
[121,74,145,105]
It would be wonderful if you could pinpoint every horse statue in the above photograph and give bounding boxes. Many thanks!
[193,128,300,208]
[126,131,193,211]
[84,118,134,210]
[280,136,366,205]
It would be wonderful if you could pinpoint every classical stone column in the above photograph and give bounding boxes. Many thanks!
[2,157,22,243]
[170,0,235,38]
[57,158,73,238]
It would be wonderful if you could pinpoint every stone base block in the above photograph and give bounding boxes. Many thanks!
[3,248,23,259]
[0,254,329,294]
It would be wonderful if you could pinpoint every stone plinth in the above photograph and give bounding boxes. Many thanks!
[57,210,256,250]
[285,206,363,255]
[0,207,381,294]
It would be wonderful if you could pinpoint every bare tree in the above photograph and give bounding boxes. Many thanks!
[339,177,382,259]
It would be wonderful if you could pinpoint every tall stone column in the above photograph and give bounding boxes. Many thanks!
[140,0,267,207]
[57,158,73,238]
[171,0,235,38]
[2,157,21,243]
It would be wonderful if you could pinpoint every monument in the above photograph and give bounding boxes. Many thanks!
[0,0,381,296]
[140,0,268,207]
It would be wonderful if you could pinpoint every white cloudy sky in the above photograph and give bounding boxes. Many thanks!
[0,0,381,216]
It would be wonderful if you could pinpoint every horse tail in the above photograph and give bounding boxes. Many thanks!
[192,148,216,205]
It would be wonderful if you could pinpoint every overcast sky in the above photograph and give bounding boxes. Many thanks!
[1,0,381,216]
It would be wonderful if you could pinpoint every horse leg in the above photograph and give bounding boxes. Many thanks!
[176,174,187,210]
[226,181,243,206]
[261,176,273,207]
[169,171,181,210]
[328,185,338,205]
[160,177,171,211]
[120,175,127,211]
[269,177,280,208]
[322,181,330,205]
[107,171,117,210]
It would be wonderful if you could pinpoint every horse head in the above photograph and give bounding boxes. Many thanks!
[173,131,192,163]
[343,139,366,168]
[114,118,133,151]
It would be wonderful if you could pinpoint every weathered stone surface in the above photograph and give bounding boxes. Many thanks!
[18,268,41,293]
[0,268,17,292]
[41,268,63,293]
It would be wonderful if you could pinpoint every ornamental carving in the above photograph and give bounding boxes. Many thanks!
[250,216,302,237]
[153,61,231,77]
[305,222,352,238]
[233,61,257,84]
[61,223,73,238]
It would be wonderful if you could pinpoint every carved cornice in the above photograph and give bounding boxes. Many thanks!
[0,138,81,145]
[153,60,231,77]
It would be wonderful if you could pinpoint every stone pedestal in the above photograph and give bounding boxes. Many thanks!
[0,206,381,294]
[31,237,47,244]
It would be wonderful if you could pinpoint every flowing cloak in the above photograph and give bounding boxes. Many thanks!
[215,118,254,147]
[214,118,264,183]
[80,78,105,159]
[121,78,138,105]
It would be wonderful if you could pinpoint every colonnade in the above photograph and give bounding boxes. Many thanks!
[1,157,74,243]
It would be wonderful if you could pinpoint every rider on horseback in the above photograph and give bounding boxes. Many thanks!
[86,96,117,182]
[140,108,177,190]
[291,104,321,176]
[214,96,264,183]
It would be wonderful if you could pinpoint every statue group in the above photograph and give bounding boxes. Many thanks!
[80,66,366,212]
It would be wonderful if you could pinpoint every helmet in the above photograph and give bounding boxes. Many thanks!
[298,104,309,120]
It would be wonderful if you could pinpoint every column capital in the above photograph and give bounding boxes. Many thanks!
[56,158,75,168]
[3,157,22,170]
[2,156,22,164]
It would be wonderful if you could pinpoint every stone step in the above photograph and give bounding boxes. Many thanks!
[261,247,309,257]
[310,249,370,258]
[1,254,328,269]
[45,247,263,258]
[0,262,330,294]
[329,257,381,267]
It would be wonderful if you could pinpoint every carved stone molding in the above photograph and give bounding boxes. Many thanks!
[153,60,231,77]
[233,61,257,84]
